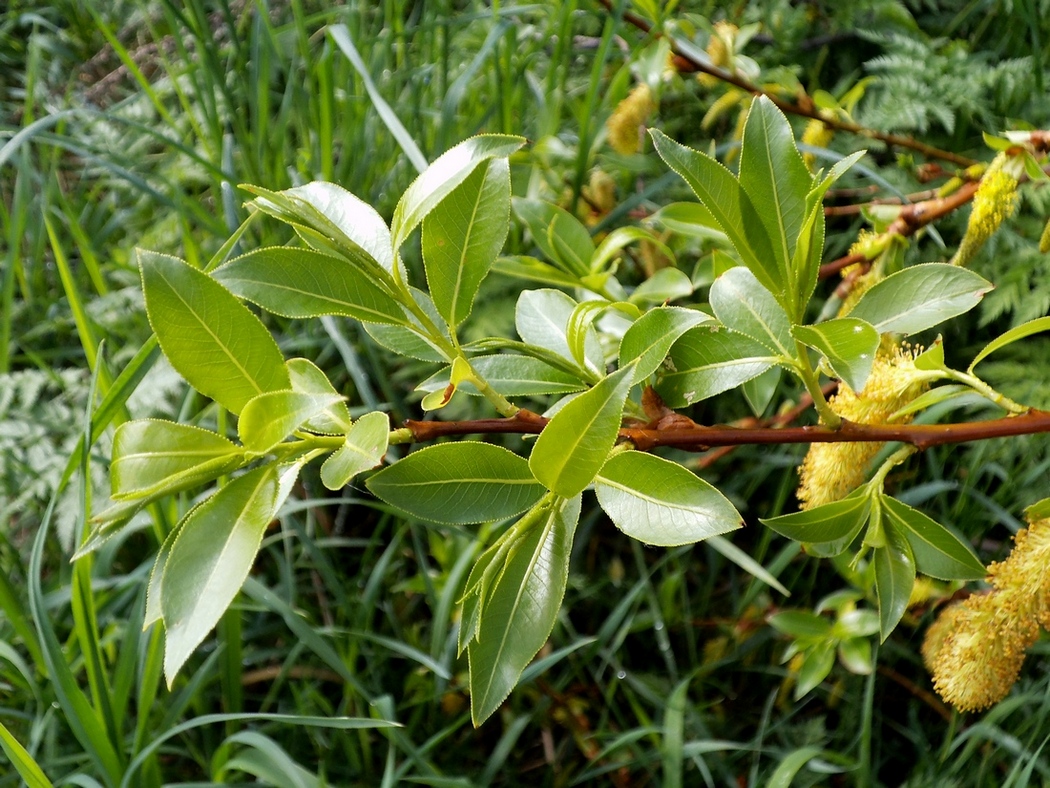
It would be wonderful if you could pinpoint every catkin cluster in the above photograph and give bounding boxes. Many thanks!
[797,345,928,510]
[606,84,654,156]
[924,516,1050,711]
[952,153,1020,267]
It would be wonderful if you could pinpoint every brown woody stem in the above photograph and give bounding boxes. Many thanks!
[402,409,1050,453]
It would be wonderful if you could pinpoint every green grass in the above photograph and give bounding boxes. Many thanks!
[3,0,1050,784]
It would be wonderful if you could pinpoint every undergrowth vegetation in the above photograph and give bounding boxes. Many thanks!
[3,1,1050,785]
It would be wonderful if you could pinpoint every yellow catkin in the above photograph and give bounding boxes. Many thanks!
[924,516,1050,711]
[796,346,927,509]
[801,118,834,171]
[697,22,735,87]
[952,155,1020,266]
[606,84,654,155]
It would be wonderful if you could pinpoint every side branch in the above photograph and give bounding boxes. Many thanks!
[598,0,976,167]
[403,409,1050,452]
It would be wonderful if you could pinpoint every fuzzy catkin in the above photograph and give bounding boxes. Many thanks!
[924,516,1050,711]
[952,155,1019,266]
[796,346,927,510]
[606,84,653,156]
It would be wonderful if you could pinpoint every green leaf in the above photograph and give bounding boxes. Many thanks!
[881,496,984,580]
[707,535,790,595]
[889,384,971,420]
[619,306,713,384]
[212,247,407,325]
[761,488,871,556]
[515,289,603,377]
[847,263,993,335]
[140,250,290,414]
[243,182,398,282]
[738,96,811,282]
[789,199,827,320]
[649,128,780,296]
[873,518,916,641]
[969,316,1050,372]
[287,358,353,434]
[417,354,588,398]
[709,267,793,355]
[367,442,546,524]
[512,198,593,277]
[792,318,880,392]
[795,644,836,699]
[529,367,633,498]
[423,158,511,327]
[592,227,676,274]
[742,366,782,416]
[238,391,344,454]
[650,201,729,242]
[837,638,874,675]
[913,337,946,371]
[768,610,832,640]
[364,287,452,363]
[144,528,176,629]
[468,494,581,725]
[392,134,525,252]
[319,411,390,491]
[162,464,281,685]
[629,268,694,305]
[492,255,582,288]
[656,327,778,408]
[111,420,244,501]
[595,451,741,545]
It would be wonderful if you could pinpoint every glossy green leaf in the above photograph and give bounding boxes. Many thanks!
[367,442,546,524]
[651,201,728,242]
[512,198,592,277]
[969,316,1050,371]
[392,134,525,252]
[515,289,603,377]
[111,420,244,501]
[761,488,871,556]
[144,525,178,629]
[319,411,390,491]
[468,494,581,724]
[140,250,290,414]
[792,318,880,392]
[881,496,984,580]
[913,337,946,371]
[649,128,780,296]
[629,268,694,305]
[656,327,778,408]
[243,182,397,282]
[162,465,280,684]
[738,96,811,280]
[529,366,633,498]
[364,286,452,362]
[788,194,827,319]
[417,354,588,398]
[491,255,581,288]
[873,519,916,641]
[592,226,675,273]
[595,451,741,545]
[619,306,713,384]
[847,263,993,335]
[709,266,792,355]
[238,391,344,454]
[287,358,353,434]
[423,158,510,327]
[212,247,407,324]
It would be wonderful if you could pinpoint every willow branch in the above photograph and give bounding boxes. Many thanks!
[597,0,977,167]
[403,408,1050,453]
